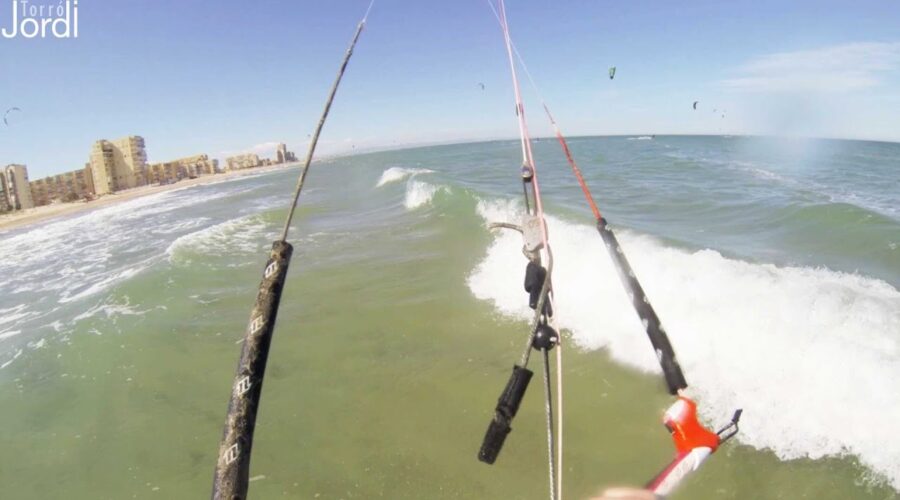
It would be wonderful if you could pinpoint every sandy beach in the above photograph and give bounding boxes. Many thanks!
[0,163,297,234]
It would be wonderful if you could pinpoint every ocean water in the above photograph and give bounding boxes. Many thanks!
[0,136,898,499]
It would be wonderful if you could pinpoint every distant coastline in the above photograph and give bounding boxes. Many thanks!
[0,163,297,234]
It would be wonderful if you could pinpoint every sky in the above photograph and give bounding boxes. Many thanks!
[0,0,899,179]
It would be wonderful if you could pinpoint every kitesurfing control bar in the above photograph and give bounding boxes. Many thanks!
[212,3,373,498]
[212,242,293,499]
[487,3,688,396]
[490,7,743,497]
[479,3,563,499]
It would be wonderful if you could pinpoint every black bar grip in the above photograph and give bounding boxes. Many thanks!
[212,241,293,500]
[596,218,687,394]
[498,365,533,418]
[479,416,512,465]
[478,365,533,464]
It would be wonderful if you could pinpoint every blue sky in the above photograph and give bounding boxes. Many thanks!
[1,0,899,179]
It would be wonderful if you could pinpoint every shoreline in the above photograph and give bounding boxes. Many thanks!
[0,163,297,234]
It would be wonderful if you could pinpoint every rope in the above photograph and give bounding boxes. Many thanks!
[507,30,690,393]
[542,348,558,500]
[556,331,563,499]
[280,0,375,242]
[488,0,601,221]
[494,2,563,499]
[543,106,602,221]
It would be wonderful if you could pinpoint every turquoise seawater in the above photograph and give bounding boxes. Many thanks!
[1,136,898,499]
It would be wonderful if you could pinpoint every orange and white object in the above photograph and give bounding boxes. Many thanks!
[646,396,740,496]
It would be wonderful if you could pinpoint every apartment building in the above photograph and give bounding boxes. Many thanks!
[145,154,219,185]
[89,136,148,195]
[275,143,298,164]
[2,164,35,210]
[83,164,95,195]
[225,154,261,171]
[0,178,10,212]
[30,167,93,206]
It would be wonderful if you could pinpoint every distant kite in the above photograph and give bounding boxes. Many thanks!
[692,101,699,110]
[3,107,21,126]
[608,67,616,80]
[478,82,485,90]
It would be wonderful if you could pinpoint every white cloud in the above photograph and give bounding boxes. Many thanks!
[721,42,900,93]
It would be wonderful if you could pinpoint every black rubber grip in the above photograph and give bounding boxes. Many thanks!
[523,262,552,316]
[478,365,533,464]
[212,241,293,500]
[479,417,512,464]
[597,218,687,394]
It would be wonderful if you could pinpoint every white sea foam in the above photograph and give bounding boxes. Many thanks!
[628,136,653,141]
[0,304,35,330]
[0,190,231,304]
[404,180,448,210]
[165,214,271,264]
[58,262,153,304]
[0,177,272,357]
[376,167,434,187]
[0,348,23,369]
[148,217,210,235]
[72,296,154,324]
[376,166,448,211]
[468,198,900,489]
[0,330,22,341]
[729,160,786,182]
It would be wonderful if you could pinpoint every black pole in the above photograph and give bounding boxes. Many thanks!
[212,241,293,499]
[212,7,371,497]
[596,218,687,394]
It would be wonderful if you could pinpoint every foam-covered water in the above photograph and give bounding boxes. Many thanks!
[166,214,273,265]
[374,166,450,210]
[404,180,448,210]
[375,166,435,187]
[0,172,286,369]
[468,197,900,488]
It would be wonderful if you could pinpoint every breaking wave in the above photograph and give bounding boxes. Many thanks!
[467,198,900,489]
[376,167,435,187]
[165,214,272,264]
[404,180,449,210]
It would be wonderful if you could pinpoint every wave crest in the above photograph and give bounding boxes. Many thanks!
[376,167,435,187]
[467,198,900,489]
[166,215,271,264]
[404,181,448,210]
